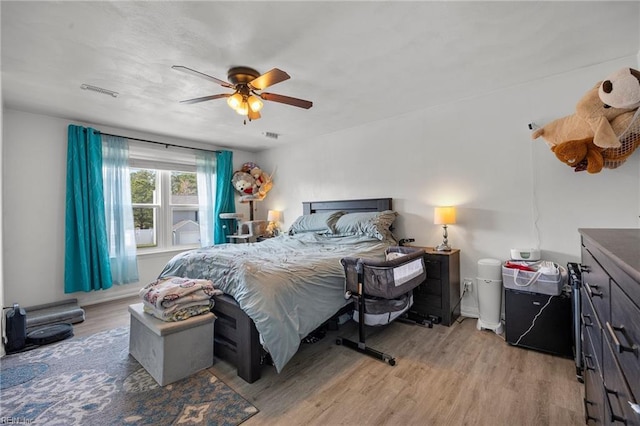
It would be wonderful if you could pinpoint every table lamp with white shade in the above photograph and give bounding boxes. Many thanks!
[434,206,456,251]
[266,210,282,236]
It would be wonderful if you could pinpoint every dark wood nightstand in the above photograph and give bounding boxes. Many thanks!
[408,247,461,326]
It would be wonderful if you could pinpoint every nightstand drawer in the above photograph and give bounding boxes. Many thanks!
[413,288,442,309]
[423,260,441,279]
[417,277,442,297]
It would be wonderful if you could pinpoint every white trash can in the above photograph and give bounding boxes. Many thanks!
[476,258,504,335]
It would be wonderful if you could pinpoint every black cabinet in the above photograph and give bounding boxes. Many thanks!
[579,228,640,426]
[504,288,573,358]
[410,248,460,326]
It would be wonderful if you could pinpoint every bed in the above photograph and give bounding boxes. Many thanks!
[157,198,396,383]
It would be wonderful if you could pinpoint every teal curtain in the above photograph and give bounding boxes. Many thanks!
[196,151,217,247]
[102,135,139,284]
[214,151,235,244]
[64,125,113,292]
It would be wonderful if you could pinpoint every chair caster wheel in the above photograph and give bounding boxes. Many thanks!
[388,358,396,366]
[336,338,342,345]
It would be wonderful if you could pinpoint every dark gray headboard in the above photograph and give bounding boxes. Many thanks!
[302,198,392,215]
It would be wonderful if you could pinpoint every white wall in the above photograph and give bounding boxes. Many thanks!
[258,57,640,318]
[2,109,255,307]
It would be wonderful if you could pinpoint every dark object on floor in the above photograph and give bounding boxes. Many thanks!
[24,298,85,331]
[260,351,274,366]
[27,323,74,346]
[4,304,27,353]
[504,288,573,358]
[302,329,326,344]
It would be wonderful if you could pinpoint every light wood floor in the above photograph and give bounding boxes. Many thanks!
[75,297,584,426]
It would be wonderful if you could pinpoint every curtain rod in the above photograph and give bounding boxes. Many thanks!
[91,130,222,154]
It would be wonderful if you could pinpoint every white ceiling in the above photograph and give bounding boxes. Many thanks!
[2,1,639,152]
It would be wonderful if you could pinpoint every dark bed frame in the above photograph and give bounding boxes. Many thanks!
[211,197,392,383]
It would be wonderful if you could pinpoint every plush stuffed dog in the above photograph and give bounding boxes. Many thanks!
[551,137,604,174]
[599,68,640,109]
[549,112,639,173]
[532,82,636,149]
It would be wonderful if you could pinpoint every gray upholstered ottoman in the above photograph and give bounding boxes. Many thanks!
[128,303,215,386]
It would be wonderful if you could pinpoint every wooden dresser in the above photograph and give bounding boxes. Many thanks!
[409,247,460,326]
[579,228,640,425]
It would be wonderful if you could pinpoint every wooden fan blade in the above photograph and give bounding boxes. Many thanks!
[248,108,261,120]
[179,93,230,104]
[260,92,313,109]
[249,68,290,90]
[172,65,234,88]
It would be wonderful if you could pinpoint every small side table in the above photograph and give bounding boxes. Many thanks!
[227,234,255,244]
[408,246,461,326]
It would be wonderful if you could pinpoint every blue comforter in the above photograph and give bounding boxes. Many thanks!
[158,232,391,372]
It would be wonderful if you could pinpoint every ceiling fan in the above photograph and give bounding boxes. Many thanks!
[172,65,313,123]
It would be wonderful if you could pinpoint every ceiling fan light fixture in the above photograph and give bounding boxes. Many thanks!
[248,95,263,112]
[173,65,312,123]
[227,92,243,110]
[235,101,249,116]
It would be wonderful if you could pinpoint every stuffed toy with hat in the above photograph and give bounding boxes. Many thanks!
[599,68,640,109]
[532,82,636,149]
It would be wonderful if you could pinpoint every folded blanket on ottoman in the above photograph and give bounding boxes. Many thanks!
[139,277,222,321]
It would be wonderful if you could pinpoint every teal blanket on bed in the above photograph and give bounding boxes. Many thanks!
[158,233,391,372]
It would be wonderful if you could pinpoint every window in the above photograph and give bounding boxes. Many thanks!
[130,168,199,250]
[170,171,200,246]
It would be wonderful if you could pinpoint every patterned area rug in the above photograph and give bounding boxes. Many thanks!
[0,327,258,425]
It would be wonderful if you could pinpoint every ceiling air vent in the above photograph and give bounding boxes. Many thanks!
[263,132,279,140]
[81,84,118,98]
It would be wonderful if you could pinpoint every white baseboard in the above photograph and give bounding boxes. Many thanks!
[461,307,479,319]
[76,286,142,307]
